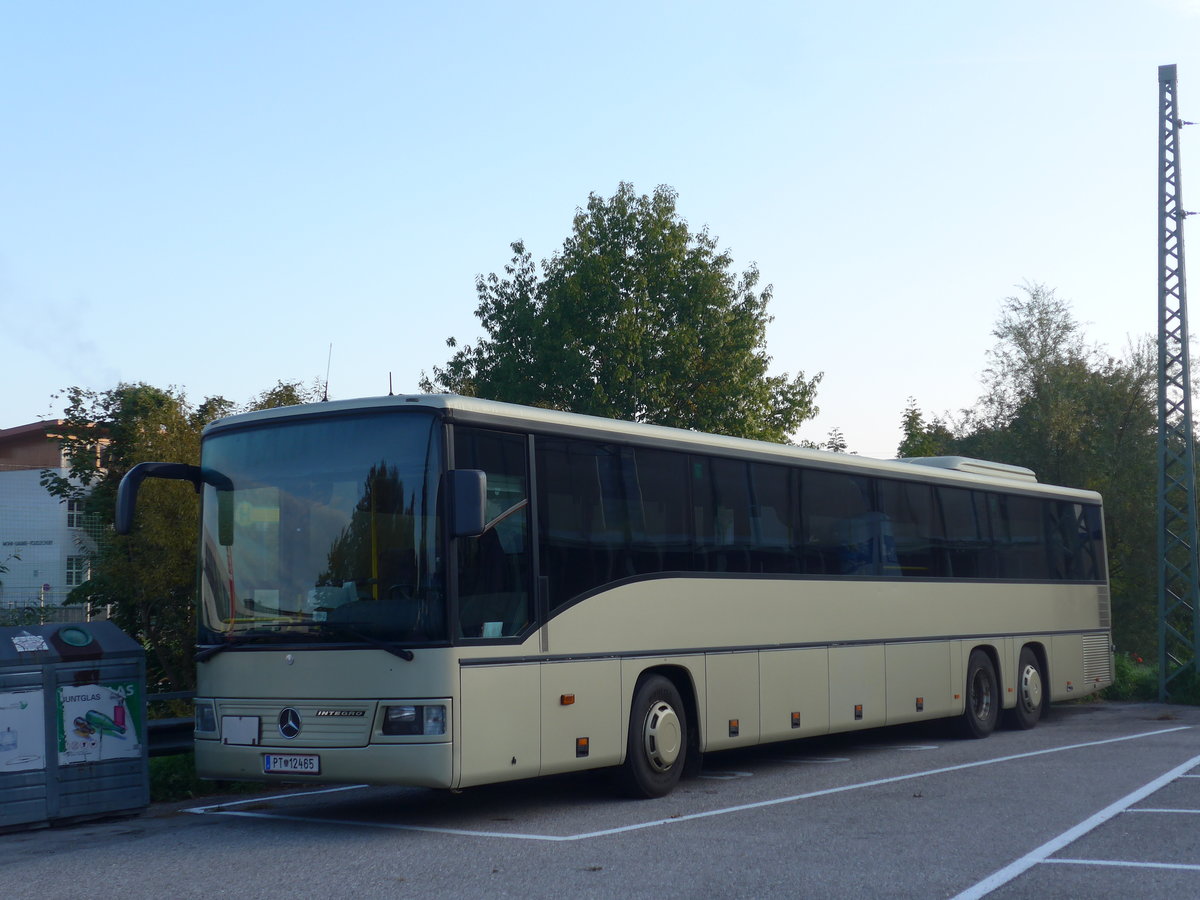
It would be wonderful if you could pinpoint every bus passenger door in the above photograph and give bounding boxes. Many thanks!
[458,663,541,787]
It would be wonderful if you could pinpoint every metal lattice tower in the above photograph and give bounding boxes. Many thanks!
[1157,63,1200,700]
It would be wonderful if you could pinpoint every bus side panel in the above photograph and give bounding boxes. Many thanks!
[704,651,761,751]
[458,663,541,788]
[884,641,953,723]
[998,637,1018,710]
[829,646,885,731]
[759,647,830,741]
[540,659,622,776]
[1049,633,1086,702]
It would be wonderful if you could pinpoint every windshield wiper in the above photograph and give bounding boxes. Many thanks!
[312,622,415,661]
[195,629,295,663]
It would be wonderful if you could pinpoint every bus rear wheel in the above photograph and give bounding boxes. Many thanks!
[617,674,687,798]
[958,649,999,739]
[1004,646,1045,730]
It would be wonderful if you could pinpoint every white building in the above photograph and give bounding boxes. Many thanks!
[0,421,96,616]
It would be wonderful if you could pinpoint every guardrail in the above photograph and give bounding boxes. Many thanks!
[147,691,195,757]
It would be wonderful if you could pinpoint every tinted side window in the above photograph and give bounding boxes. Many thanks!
[995,494,1049,580]
[536,437,632,609]
[801,469,875,575]
[629,448,692,574]
[749,462,801,574]
[876,480,940,577]
[936,487,994,578]
[1048,501,1105,581]
[1077,504,1105,581]
[692,456,754,572]
[454,428,532,639]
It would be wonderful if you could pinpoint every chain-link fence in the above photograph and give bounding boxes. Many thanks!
[0,600,112,628]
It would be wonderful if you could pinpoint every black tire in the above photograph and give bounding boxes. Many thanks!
[616,674,688,798]
[958,649,1000,739]
[1004,646,1045,730]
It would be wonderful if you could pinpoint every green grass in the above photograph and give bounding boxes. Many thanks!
[1103,652,1200,705]
[149,753,266,803]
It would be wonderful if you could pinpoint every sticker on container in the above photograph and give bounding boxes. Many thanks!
[0,690,46,772]
[56,682,143,765]
[11,631,49,653]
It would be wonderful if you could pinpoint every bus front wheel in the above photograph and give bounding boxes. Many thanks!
[617,674,687,798]
[958,649,1000,739]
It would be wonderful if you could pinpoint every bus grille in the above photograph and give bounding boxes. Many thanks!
[217,699,376,748]
[1082,633,1113,684]
[1096,586,1111,629]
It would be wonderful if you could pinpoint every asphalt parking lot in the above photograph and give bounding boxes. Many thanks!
[2,701,1197,899]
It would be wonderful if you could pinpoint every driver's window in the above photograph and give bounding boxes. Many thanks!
[454,428,532,639]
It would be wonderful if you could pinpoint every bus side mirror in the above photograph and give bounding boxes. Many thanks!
[216,489,234,547]
[116,462,234,546]
[447,469,487,538]
[117,462,203,534]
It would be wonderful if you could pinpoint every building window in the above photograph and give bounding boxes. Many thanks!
[66,556,90,587]
[67,498,86,529]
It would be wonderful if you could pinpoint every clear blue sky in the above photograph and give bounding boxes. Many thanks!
[3,1,1198,457]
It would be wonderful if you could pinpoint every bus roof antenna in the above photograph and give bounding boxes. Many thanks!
[323,343,333,402]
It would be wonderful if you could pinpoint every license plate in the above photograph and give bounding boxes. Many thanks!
[263,753,320,775]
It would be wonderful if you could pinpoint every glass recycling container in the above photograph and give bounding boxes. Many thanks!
[0,621,148,831]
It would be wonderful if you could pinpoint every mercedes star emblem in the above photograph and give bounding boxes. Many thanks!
[278,707,302,739]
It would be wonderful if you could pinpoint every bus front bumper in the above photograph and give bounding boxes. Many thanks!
[194,738,454,789]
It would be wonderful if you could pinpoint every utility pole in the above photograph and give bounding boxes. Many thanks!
[1156,63,1200,700]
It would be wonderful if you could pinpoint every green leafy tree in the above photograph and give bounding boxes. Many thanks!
[41,384,215,689]
[896,398,955,458]
[422,183,821,442]
[249,378,325,410]
[899,285,1158,656]
[823,426,849,454]
[41,380,321,690]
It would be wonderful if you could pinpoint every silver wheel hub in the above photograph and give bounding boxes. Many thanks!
[1019,663,1043,713]
[970,670,993,720]
[642,700,682,772]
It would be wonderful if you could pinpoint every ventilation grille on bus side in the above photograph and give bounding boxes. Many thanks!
[1096,586,1111,629]
[1083,632,1113,684]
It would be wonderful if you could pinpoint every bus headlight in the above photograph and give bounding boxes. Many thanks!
[382,704,446,736]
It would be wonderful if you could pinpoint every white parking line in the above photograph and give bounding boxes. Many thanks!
[1126,807,1200,815]
[951,749,1200,900]
[187,726,1191,844]
[1044,858,1200,872]
[186,783,368,815]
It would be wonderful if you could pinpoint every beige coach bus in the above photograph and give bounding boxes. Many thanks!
[117,394,1113,798]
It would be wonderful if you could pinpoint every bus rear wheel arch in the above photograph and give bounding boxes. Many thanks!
[957,648,1000,739]
[617,673,690,798]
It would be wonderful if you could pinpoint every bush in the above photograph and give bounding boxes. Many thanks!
[1102,651,1200,705]
[1164,669,1200,706]
[1103,652,1158,701]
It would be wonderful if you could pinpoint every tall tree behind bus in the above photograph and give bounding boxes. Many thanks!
[421,183,821,443]
[42,379,322,690]
[898,285,1157,658]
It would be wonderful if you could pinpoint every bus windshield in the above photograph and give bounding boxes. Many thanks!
[197,411,444,646]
